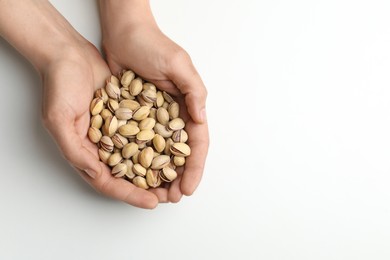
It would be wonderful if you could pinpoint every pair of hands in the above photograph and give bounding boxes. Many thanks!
[40,3,209,209]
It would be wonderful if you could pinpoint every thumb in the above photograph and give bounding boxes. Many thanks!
[168,52,208,124]
[45,116,101,179]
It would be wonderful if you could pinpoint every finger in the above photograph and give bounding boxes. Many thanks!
[167,52,207,124]
[149,188,169,203]
[181,121,209,195]
[77,165,159,209]
[45,114,102,179]
[168,173,183,203]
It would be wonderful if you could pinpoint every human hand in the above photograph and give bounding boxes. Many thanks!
[100,0,209,202]
[0,0,160,208]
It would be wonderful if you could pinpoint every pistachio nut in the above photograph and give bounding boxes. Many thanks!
[117,119,127,128]
[153,134,166,153]
[88,127,102,143]
[146,169,161,188]
[99,136,114,152]
[138,147,154,168]
[107,99,119,113]
[156,107,170,126]
[170,142,191,157]
[140,89,157,103]
[162,101,169,109]
[143,82,157,92]
[107,152,123,167]
[112,133,128,149]
[109,75,120,86]
[162,91,174,103]
[164,138,174,156]
[149,108,157,120]
[115,107,133,120]
[129,77,143,96]
[105,81,120,100]
[136,129,155,142]
[151,155,171,170]
[172,129,189,143]
[132,176,149,189]
[119,99,140,111]
[155,91,164,107]
[91,114,103,129]
[173,156,185,167]
[138,118,156,130]
[123,159,136,179]
[122,142,138,159]
[103,115,118,137]
[154,123,173,138]
[132,150,140,164]
[95,88,108,103]
[118,124,140,137]
[121,88,133,100]
[168,118,185,131]
[168,101,180,119]
[90,97,104,116]
[100,108,112,120]
[112,163,127,178]
[128,120,139,127]
[133,163,146,177]
[121,70,135,88]
[159,167,178,182]
[132,106,150,121]
[98,148,111,164]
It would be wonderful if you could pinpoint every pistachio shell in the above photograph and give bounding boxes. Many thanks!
[132,106,150,121]
[105,81,120,99]
[95,88,108,103]
[112,163,127,178]
[154,123,173,138]
[132,150,140,164]
[129,77,143,96]
[162,91,174,103]
[146,169,161,188]
[143,82,156,91]
[133,163,146,177]
[128,120,138,127]
[170,143,191,157]
[115,107,133,120]
[107,152,123,167]
[173,156,185,167]
[122,142,138,159]
[118,124,140,137]
[164,138,174,156]
[153,134,166,153]
[98,148,111,164]
[123,159,135,179]
[157,107,170,126]
[139,118,156,130]
[119,99,140,111]
[168,102,180,119]
[117,119,127,128]
[168,118,185,131]
[172,129,188,143]
[121,88,133,99]
[88,127,102,143]
[100,109,112,120]
[136,130,155,142]
[140,89,157,103]
[103,116,118,137]
[107,99,119,113]
[151,155,170,170]
[90,97,104,116]
[132,176,149,189]
[149,108,157,120]
[99,136,114,152]
[121,70,135,87]
[91,114,103,129]
[112,133,128,149]
[159,167,178,182]
[155,91,164,107]
[162,101,169,109]
[110,75,120,86]
[139,147,154,168]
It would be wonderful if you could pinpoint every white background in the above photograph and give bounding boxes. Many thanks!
[1,0,390,259]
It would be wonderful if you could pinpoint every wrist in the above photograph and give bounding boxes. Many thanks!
[99,0,158,40]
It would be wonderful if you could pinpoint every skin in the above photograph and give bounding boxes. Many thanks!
[0,0,209,209]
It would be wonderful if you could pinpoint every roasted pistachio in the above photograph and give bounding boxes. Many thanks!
[168,118,185,131]
[151,155,170,170]
[103,116,118,137]
[172,129,188,143]
[159,167,178,182]
[91,114,103,129]
[95,88,108,103]
[139,118,156,130]
[173,156,185,167]
[136,130,155,142]
[112,133,128,149]
[168,102,180,119]
[88,127,102,143]
[162,91,174,103]
[155,91,164,107]
[90,97,104,116]
[115,107,133,120]
[107,152,123,167]
[122,142,138,159]
[105,81,120,100]
[132,106,150,121]
[139,147,154,168]
[98,148,111,164]
[118,124,140,137]
[146,169,161,188]
[99,136,114,152]
[129,77,143,96]
[119,99,140,111]
[154,123,173,138]
[170,142,191,157]
[157,107,170,126]
[153,134,165,153]
[133,163,147,177]
[121,70,135,88]
[112,163,127,178]
[133,176,149,189]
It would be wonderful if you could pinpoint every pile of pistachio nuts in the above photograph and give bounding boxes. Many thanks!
[88,70,191,189]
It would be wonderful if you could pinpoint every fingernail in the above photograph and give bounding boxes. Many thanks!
[84,169,96,179]
[200,108,207,123]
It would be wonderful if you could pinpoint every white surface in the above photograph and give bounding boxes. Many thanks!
[1,0,390,259]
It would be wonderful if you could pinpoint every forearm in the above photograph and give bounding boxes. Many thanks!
[99,0,158,38]
[0,0,87,73]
